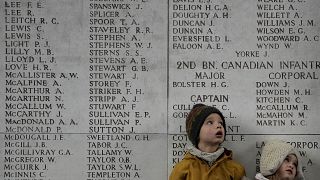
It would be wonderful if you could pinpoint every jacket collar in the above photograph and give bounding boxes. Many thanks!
[187,145,227,166]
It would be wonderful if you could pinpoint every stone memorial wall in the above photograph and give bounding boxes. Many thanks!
[0,0,319,179]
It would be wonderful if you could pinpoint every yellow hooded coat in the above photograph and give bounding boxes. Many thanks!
[170,149,245,180]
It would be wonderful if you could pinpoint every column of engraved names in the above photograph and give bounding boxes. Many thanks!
[169,0,241,167]
[2,1,76,179]
[87,1,156,179]
[256,0,319,52]
[172,1,229,50]
[255,76,318,128]
[255,0,319,130]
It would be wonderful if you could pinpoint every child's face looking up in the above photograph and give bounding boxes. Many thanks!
[198,113,225,150]
[275,154,298,180]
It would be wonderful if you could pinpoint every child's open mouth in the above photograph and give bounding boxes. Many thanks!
[216,131,223,137]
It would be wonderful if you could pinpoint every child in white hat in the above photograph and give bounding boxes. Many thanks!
[255,139,305,180]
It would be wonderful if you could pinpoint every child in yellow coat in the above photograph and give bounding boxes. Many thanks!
[170,104,246,180]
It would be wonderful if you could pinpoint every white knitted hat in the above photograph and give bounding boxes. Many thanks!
[260,140,304,180]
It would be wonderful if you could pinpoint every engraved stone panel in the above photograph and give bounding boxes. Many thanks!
[0,0,319,179]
